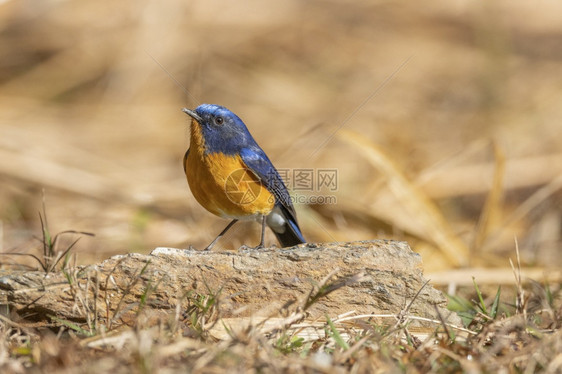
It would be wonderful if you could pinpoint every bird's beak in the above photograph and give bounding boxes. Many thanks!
[181,108,203,123]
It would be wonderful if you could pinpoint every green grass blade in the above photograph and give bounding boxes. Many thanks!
[490,286,501,319]
[472,277,488,315]
[48,315,94,337]
[326,316,349,350]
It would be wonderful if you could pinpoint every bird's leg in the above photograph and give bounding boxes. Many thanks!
[204,219,238,251]
[254,215,266,249]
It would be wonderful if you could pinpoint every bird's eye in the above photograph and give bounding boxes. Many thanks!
[214,116,224,125]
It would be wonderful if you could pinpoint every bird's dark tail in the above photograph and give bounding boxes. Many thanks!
[266,205,306,247]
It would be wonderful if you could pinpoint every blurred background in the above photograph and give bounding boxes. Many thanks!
[1,0,561,273]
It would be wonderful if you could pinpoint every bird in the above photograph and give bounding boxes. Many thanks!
[182,104,306,250]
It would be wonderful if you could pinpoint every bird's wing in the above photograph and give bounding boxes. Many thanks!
[239,147,296,217]
[240,147,305,246]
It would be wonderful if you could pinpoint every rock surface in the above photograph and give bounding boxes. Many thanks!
[0,240,460,329]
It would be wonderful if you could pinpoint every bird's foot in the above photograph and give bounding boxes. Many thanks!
[182,244,213,252]
[238,244,266,251]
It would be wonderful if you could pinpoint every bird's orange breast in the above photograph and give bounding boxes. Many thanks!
[184,121,274,219]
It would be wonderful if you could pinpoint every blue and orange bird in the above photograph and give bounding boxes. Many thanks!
[182,104,306,250]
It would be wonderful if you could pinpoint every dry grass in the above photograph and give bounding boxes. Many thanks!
[1,0,562,371]
[0,249,560,373]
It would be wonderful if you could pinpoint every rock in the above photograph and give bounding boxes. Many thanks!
[0,240,461,331]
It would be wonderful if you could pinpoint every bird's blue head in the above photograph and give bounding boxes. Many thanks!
[182,104,255,155]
